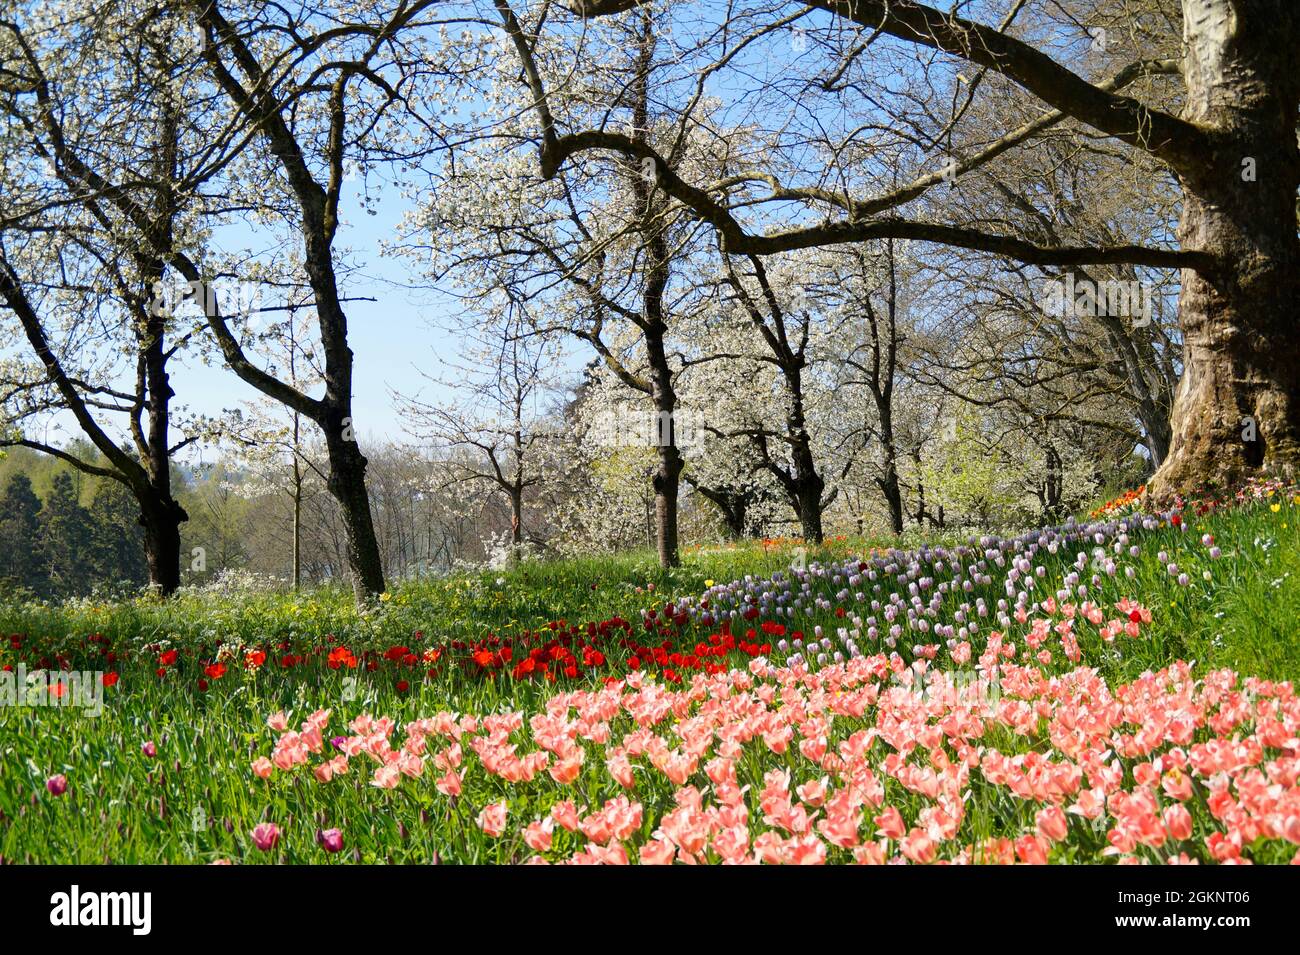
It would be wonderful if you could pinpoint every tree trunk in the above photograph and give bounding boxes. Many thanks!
[291,410,303,591]
[509,484,523,545]
[784,362,828,545]
[140,500,184,596]
[724,495,747,539]
[292,484,302,591]
[796,480,826,544]
[686,481,747,540]
[323,423,386,601]
[644,328,682,567]
[1042,444,1063,521]
[1153,1,1300,496]
[653,441,684,567]
[878,460,904,535]
[874,399,904,535]
[141,332,187,593]
[631,12,682,570]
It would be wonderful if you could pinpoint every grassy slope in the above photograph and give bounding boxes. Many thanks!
[0,498,1295,863]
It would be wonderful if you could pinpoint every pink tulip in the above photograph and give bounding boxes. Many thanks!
[1163,804,1194,842]
[477,801,508,837]
[1035,806,1069,843]
[523,819,554,852]
[251,822,280,852]
[873,806,906,840]
[46,774,68,797]
[639,838,676,865]
[141,741,157,758]
[550,800,580,832]
[1015,834,1049,865]
[434,769,461,797]
[319,828,344,853]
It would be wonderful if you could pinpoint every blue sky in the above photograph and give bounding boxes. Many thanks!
[175,181,453,454]
[18,177,488,463]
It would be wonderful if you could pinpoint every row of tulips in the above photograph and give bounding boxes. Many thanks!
[247,645,1299,864]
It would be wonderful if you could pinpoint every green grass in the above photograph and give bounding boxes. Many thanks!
[0,541,839,653]
[0,497,1295,863]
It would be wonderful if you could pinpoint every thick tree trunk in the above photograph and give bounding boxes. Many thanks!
[795,479,826,544]
[1153,1,1300,496]
[291,413,303,591]
[653,444,683,567]
[140,500,184,596]
[874,400,904,535]
[141,285,188,595]
[644,323,682,568]
[878,460,904,535]
[723,496,747,539]
[1040,444,1063,521]
[631,13,682,570]
[308,214,387,600]
[323,423,386,601]
[783,362,829,544]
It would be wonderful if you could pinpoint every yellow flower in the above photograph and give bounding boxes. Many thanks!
[705,579,715,588]
[379,592,392,602]
[1271,503,1281,513]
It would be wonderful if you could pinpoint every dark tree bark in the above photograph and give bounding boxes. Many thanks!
[786,372,828,545]
[508,484,524,545]
[719,254,833,544]
[132,253,190,595]
[320,414,385,597]
[140,499,185,594]
[841,242,905,535]
[632,12,682,568]
[878,447,905,535]
[190,2,390,601]
[685,476,751,540]
[1033,442,1064,523]
[644,302,683,567]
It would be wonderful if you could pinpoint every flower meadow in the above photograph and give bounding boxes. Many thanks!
[0,484,1297,864]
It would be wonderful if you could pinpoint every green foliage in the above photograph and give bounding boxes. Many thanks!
[0,466,153,600]
[42,471,95,596]
[86,481,150,592]
[0,473,46,596]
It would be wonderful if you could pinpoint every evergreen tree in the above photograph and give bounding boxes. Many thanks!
[0,473,48,596]
[87,480,149,590]
[41,471,94,597]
